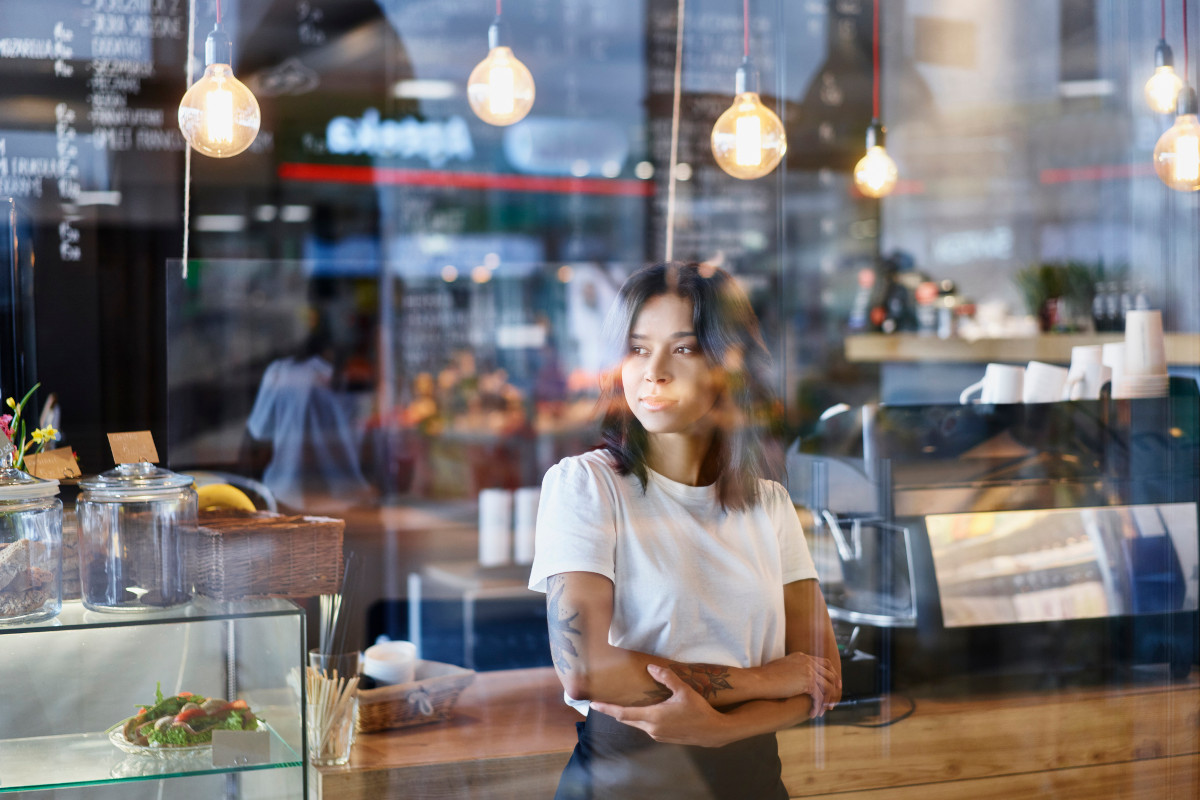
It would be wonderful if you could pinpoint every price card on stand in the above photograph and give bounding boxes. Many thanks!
[211,728,271,767]
[106,431,159,464]
[25,447,81,480]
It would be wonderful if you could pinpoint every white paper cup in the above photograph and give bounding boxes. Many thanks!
[478,488,513,567]
[1023,361,1069,403]
[1124,309,1167,376]
[513,486,540,565]
[960,363,1025,405]
[362,640,418,685]
[1102,342,1126,389]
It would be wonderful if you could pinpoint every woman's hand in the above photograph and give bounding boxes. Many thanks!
[768,652,841,717]
[588,665,734,748]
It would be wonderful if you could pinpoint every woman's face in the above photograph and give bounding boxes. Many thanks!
[621,293,722,437]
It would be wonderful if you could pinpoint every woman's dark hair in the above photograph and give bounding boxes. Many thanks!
[597,261,782,510]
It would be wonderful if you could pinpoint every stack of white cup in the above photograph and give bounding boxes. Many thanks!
[477,487,541,566]
[1114,310,1169,398]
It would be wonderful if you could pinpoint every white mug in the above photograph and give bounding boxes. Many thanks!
[1023,361,1070,403]
[1068,363,1112,400]
[1062,345,1104,400]
[363,640,418,685]
[960,363,1025,405]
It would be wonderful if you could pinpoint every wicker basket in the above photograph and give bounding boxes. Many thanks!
[194,510,344,599]
[356,660,476,733]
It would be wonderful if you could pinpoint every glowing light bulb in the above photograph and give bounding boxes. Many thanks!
[1154,86,1200,191]
[468,19,534,126]
[178,25,260,158]
[1145,40,1184,114]
[1146,66,1184,114]
[853,120,899,198]
[711,60,786,180]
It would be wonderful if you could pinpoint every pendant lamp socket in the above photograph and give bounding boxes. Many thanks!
[865,118,886,150]
[1177,84,1199,115]
[735,56,760,95]
[1155,38,1176,69]
[488,16,510,49]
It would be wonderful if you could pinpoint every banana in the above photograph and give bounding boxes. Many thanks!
[197,483,257,512]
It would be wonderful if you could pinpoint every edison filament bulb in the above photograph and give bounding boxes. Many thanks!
[178,25,260,158]
[468,19,535,126]
[1154,86,1200,191]
[1152,87,1200,191]
[711,60,787,180]
[1145,40,1184,114]
[854,121,898,198]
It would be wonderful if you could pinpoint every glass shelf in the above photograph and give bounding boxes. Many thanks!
[0,598,301,635]
[0,726,301,792]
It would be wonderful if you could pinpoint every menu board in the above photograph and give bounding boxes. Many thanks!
[0,0,191,267]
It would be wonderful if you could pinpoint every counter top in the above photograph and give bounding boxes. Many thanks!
[845,332,1200,365]
[316,666,1199,799]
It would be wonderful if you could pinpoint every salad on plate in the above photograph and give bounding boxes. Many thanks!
[110,683,261,752]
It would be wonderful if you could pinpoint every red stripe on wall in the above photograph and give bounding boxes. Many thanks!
[278,162,657,197]
[1040,162,1157,184]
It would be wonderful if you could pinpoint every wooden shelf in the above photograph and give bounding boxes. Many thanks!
[845,333,1200,366]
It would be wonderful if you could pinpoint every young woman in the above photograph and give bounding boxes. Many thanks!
[528,262,841,799]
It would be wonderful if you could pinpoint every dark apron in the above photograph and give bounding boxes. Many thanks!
[554,709,788,800]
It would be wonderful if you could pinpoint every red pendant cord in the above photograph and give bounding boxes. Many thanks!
[1185,0,1190,85]
[497,0,502,16]
[872,0,880,119]
[216,0,221,24]
[743,0,749,58]
[1163,0,1167,39]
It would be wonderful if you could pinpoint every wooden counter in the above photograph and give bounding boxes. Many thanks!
[845,332,1200,366]
[317,667,1200,799]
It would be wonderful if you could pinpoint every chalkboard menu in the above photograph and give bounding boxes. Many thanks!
[0,0,201,465]
[0,1,194,265]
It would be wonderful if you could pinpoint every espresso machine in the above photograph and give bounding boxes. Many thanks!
[789,383,1200,692]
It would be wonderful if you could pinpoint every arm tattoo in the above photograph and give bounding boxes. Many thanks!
[546,576,582,674]
[636,684,672,706]
[670,664,733,700]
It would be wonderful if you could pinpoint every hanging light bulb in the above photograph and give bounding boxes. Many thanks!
[1146,40,1185,113]
[178,14,260,158]
[711,58,787,180]
[854,119,899,198]
[467,10,535,126]
[1154,85,1200,191]
[853,0,898,198]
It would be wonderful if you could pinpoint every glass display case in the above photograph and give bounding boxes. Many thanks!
[0,598,306,797]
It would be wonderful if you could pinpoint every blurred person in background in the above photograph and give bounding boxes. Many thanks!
[243,315,377,513]
[529,262,841,799]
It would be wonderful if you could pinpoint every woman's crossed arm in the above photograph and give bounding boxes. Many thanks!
[546,571,839,712]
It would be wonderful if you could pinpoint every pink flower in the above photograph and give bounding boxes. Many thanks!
[0,414,12,440]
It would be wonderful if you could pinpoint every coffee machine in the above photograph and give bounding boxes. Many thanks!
[789,383,1200,690]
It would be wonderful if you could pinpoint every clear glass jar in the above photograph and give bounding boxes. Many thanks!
[0,467,63,624]
[77,463,198,612]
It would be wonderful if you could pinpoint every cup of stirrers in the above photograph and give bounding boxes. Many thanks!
[306,651,360,766]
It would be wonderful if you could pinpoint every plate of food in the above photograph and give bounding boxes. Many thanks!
[108,684,263,759]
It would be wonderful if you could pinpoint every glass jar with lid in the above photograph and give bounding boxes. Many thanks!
[0,464,63,624]
[77,462,198,612]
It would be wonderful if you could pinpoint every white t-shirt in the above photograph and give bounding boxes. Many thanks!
[528,450,818,714]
